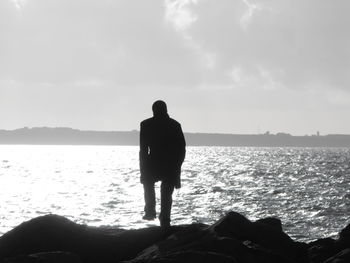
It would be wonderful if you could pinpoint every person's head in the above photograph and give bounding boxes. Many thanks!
[152,100,168,117]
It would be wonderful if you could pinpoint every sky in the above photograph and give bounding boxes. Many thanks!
[0,0,349,135]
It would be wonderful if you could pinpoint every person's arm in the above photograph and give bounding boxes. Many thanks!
[178,124,186,164]
[139,122,148,176]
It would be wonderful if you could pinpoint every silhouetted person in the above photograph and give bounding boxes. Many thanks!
[139,100,186,227]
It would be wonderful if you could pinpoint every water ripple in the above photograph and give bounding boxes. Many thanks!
[0,145,349,241]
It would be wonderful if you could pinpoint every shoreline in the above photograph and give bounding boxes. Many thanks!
[2,127,350,147]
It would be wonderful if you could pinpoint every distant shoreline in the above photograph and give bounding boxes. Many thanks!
[1,127,350,147]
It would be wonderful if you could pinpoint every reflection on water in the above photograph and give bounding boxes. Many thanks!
[0,145,350,242]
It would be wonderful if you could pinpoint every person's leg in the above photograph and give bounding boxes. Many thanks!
[143,181,156,220]
[159,180,175,227]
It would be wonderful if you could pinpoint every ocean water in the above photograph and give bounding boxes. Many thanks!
[0,145,349,242]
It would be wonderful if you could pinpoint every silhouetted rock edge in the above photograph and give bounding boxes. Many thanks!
[0,212,349,263]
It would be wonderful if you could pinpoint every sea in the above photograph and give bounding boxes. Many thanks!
[0,145,349,242]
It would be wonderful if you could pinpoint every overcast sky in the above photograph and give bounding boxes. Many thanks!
[1,0,349,135]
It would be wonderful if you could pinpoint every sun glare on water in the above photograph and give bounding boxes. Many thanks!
[1,145,350,242]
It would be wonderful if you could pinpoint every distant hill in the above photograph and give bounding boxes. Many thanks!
[0,127,138,145]
[1,127,350,147]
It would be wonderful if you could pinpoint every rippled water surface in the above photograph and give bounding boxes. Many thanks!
[1,145,349,242]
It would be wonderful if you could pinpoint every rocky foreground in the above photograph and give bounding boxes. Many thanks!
[0,212,349,263]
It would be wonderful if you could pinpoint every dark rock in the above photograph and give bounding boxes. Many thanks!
[338,223,350,248]
[323,248,350,263]
[307,238,338,263]
[242,240,297,263]
[129,250,239,263]
[308,223,350,263]
[2,251,81,263]
[125,214,300,263]
[256,217,283,232]
[2,211,348,263]
[123,224,251,263]
[210,211,306,262]
[307,223,350,263]
[0,214,183,263]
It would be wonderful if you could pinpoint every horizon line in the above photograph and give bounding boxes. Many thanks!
[1,126,350,137]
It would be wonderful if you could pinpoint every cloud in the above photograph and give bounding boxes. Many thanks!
[10,0,27,9]
[0,0,349,133]
[0,0,203,88]
[240,0,261,29]
[174,0,350,91]
[165,0,199,31]
[3,0,348,92]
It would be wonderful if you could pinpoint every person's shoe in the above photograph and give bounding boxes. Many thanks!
[142,213,156,220]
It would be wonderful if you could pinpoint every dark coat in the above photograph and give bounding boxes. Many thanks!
[139,116,186,188]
